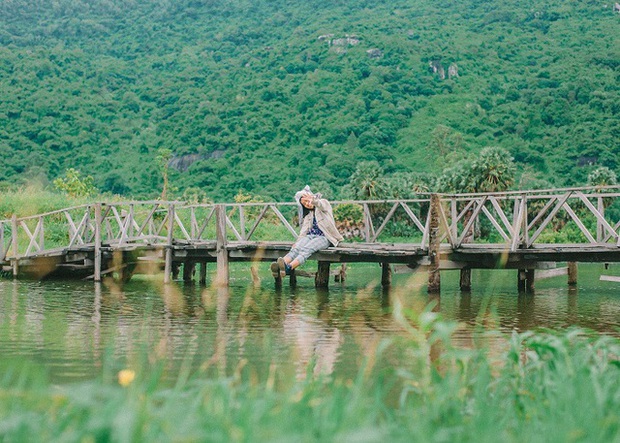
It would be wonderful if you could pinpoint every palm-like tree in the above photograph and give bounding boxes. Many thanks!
[471,146,516,193]
[436,147,516,242]
[587,166,617,188]
[347,161,389,200]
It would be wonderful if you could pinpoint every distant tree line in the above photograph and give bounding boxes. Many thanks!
[0,0,617,202]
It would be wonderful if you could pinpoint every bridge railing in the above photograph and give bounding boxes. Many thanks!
[97,201,184,246]
[2,186,620,261]
[0,204,97,259]
[0,201,187,260]
[438,186,620,250]
[173,197,432,245]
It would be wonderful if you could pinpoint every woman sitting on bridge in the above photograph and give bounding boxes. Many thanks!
[271,186,344,278]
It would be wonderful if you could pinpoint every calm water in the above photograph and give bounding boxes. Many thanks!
[1,263,619,383]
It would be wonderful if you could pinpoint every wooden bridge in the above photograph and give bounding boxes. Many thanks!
[2,186,620,292]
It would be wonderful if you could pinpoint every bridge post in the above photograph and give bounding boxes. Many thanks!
[363,204,371,242]
[526,269,535,292]
[199,262,207,285]
[11,214,18,278]
[597,197,603,242]
[568,262,578,286]
[427,194,441,294]
[381,262,392,287]
[94,203,102,282]
[164,204,174,284]
[183,261,195,282]
[334,263,347,283]
[460,268,471,291]
[0,221,4,263]
[517,269,526,292]
[517,269,535,292]
[315,261,330,288]
[215,204,229,287]
[172,263,180,281]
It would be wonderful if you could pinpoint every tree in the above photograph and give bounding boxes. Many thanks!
[182,187,210,204]
[102,172,130,196]
[435,160,477,193]
[587,166,617,188]
[428,125,465,168]
[386,172,431,198]
[156,148,173,200]
[53,168,97,198]
[436,147,515,194]
[344,161,390,200]
[471,146,516,193]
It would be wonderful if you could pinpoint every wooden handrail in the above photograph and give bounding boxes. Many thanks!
[2,187,620,262]
[438,184,620,199]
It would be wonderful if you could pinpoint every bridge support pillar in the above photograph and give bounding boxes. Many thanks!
[427,194,441,294]
[460,268,471,292]
[183,261,195,282]
[11,259,18,279]
[315,261,330,288]
[518,269,535,293]
[289,269,297,288]
[215,205,229,287]
[11,214,18,279]
[334,264,347,283]
[163,249,172,283]
[94,203,102,282]
[164,203,175,284]
[568,262,577,286]
[172,263,180,281]
[526,269,535,292]
[199,262,207,285]
[273,270,283,289]
[381,263,392,287]
[518,269,526,292]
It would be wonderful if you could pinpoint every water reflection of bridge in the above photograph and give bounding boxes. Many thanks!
[2,186,620,292]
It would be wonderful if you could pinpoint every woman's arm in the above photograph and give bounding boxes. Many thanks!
[310,196,331,212]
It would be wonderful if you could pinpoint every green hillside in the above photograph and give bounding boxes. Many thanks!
[0,0,618,201]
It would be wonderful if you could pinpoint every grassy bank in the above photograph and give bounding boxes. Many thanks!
[1,321,618,442]
[0,187,93,219]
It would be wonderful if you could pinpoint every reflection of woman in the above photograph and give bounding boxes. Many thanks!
[271,186,344,278]
[283,298,343,380]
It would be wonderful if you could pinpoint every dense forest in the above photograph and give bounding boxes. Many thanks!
[0,0,618,202]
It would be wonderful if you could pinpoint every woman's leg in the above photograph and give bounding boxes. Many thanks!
[284,237,312,264]
[274,237,312,276]
[288,236,330,269]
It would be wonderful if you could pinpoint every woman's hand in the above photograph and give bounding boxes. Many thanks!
[300,194,315,209]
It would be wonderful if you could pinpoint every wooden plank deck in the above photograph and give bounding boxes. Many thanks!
[4,239,612,280]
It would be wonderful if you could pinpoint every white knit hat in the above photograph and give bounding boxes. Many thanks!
[294,185,319,225]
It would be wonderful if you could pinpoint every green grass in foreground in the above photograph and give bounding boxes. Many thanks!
[0,319,619,442]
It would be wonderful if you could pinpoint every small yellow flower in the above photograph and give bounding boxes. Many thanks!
[118,369,136,387]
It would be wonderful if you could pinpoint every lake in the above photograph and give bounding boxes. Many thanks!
[1,263,619,384]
